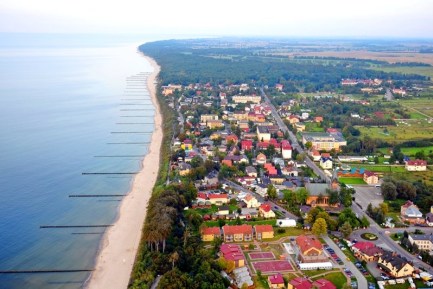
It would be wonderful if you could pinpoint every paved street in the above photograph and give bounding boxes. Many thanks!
[353,185,383,209]
[323,235,367,289]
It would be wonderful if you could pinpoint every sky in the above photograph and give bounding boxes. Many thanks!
[0,0,432,38]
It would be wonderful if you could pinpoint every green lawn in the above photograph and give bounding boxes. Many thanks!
[409,112,427,120]
[339,177,367,185]
[357,121,433,143]
[312,272,348,289]
[400,146,433,156]
[352,165,406,173]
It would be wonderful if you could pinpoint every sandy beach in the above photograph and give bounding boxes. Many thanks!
[86,55,161,289]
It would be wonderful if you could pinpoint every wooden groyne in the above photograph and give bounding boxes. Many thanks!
[82,172,138,175]
[40,225,113,229]
[69,194,126,197]
[0,269,94,274]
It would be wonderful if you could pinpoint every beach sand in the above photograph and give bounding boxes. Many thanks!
[86,56,161,289]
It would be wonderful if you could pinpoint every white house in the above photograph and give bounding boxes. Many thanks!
[405,159,427,171]
[319,157,333,169]
[281,140,292,160]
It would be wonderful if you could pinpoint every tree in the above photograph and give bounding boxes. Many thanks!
[328,189,339,205]
[339,222,353,238]
[305,141,313,150]
[295,188,309,205]
[381,181,397,200]
[312,218,327,236]
[361,215,370,228]
[267,184,278,200]
[169,251,180,269]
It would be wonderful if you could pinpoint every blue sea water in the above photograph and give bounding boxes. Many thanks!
[0,33,158,289]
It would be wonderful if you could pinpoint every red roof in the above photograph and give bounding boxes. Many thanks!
[282,140,292,150]
[321,153,331,158]
[241,140,253,150]
[260,203,272,212]
[312,150,320,156]
[222,224,253,235]
[255,225,273,233]
[184,139,192,144]
[364,170,377,177]
[352,241,375,251]
[326,128,339,133]
[407,159,427,166]
[202,227,221,236]
[295,235,322,254]
[220,244,245,262]
[290,277,312,289]
[313,279,337,289]
[268,273,284,284]
[197,192,207,200]
[208,193,228,199]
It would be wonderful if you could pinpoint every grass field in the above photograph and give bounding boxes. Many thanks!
[350,165,406,173]
[400,146,433,155]
[339,177,367,185]
[371,66,433,80]
[399,98,433,118]
[357,120,433,143]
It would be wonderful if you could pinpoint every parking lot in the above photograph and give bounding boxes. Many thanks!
[353,185,383,210]
[323,244,344,266]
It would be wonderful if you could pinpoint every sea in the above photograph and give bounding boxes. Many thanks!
[0,33,162,289]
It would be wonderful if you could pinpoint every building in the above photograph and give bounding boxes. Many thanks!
[408,234,433,252]
[206,119,224,129]
[363,171,379,185]
[319,157,333,169]
[178,162,191,176]
[233,111,248,121]
[181,139,193,151]
[232,95,261,104]
[401,201,425,224]
[305,183,334,207]
[226,134,239,144]
[259,204,276,218]
[241,140,253,151]
[281,140,292,160]
[254,225,274,240]
[200,114,219,122]
[207,193,229,205]
[426,206,433,226]
[268,273,285,289]
[243,194,260,208]
[276,218,296,227]
[245,166,257,177]
[222,225,253,242]
[311,150,321,161]
[220,244,245,268]
[351,242,383,262]
[377,251,415,278]
[162,84,182,96]
[201,227,221,242]
[294,235,331,270]
[257,126,271,142]
[256,153,267,165]
[302,131,347,152]
[405,159,427,171]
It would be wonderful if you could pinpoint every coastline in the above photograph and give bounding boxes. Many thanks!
[85,55,161,289]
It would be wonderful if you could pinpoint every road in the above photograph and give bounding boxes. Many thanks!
[385,88,394,101]
[260,88,330,183]
[351,202,433,274]
[323,235,368,289]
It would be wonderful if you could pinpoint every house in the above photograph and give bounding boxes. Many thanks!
[207,119,224,129]
[264,163,278,175]
[259,204,276,218]
[311,150,321,161]
[401,201,425,224]
[275,84,284,91]
[243,194,260,208]
[319,157,333,169]
[218,205,230,216]
[255,183,268,197]
[201,227,221,242]
[405,159,427,171]
[208,193,229,205]
[200,114,219,122]
[295,123,306,132]
[268,273,285,289]
[241,140,253,151]
[257,126,271,142]
[178,162,191,176]
[295,235,329,265]
[222,157,233,167]
[314,116,323,123]
[181,139,193,151]
[305,183,335,207]
[288,277,336,289]
[408,234,433,252]
[233,111,248,121]
[363,171,379,185]
[256,152,267,165]
[377,251,415,278]
[226,134,239,144]
[281,140,292,160]
[222,225,253,242]
[426,206,433,226]
[220,244,245,268]
[245,166,257,177]
[282,165,298,177]
[352,242,383,262]
[287,115,300,124]
[254,225,274,240]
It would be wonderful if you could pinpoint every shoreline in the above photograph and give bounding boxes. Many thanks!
[85,55,161,289]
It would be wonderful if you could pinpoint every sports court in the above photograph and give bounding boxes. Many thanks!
[251,260,293,273]
[248,252,275,260]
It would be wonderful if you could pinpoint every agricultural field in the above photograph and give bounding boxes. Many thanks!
[400,146,433,156]
[356,119,433,143]
[398,98,433,118]
[372,66,433,80]
[350,165,406,173]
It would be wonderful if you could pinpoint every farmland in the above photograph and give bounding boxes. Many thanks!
[398,98,433,118]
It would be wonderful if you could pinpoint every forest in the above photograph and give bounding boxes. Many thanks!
[139,39,428,92]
